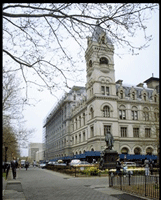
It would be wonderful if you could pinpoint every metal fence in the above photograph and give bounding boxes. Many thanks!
[109,172,160,199]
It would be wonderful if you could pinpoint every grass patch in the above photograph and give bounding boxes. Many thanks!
[3,172,7,180]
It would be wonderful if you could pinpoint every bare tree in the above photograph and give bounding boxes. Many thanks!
[3,3,159,98]
[3,68,34,156]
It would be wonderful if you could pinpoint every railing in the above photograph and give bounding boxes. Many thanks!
[109,171,160,199]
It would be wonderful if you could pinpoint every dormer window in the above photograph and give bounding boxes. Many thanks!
[100,57,108,65]
[154,95,157,102]
[120,91,123,99]
[132,92,135,100]
[143,93,146,101]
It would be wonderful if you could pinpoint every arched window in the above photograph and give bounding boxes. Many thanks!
[154,95,157,102]
[103,106,110,117]
[89,60,92,68]
[100,57,108,65]
[146,147,153,155]
[132,106,138,120]
[119,105,126,120]
[90,107,94,119]
[121,147,129,154]
[143,107,149,121]
[134,147,141,155]
[154,108,159,122]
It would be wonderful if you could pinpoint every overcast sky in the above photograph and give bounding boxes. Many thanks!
[21,9,159,157]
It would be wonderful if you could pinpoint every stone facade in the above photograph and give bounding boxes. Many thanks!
[43,24,159,160]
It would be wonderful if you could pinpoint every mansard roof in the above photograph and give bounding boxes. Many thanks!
[116,83,155,100]
[92,23,112,44]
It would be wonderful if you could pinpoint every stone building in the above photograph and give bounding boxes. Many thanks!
[43,23,159,160]
[28,143,43,161]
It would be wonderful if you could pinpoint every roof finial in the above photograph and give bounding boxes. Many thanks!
[152,73,154,77]
[96,20,99,25]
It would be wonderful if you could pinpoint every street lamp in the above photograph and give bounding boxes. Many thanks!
[4,147,8,172]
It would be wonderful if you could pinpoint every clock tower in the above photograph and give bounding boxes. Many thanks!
[85,22,116,100]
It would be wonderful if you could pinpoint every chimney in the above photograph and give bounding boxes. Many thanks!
[136,83,144,88]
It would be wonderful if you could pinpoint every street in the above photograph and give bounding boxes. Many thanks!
[13,166,146,200]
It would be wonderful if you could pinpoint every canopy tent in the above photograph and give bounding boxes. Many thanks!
[119,154,157,160]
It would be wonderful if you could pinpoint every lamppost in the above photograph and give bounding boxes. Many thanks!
[4,146,8,172]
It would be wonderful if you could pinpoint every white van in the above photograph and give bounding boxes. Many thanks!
[124,162,136,167]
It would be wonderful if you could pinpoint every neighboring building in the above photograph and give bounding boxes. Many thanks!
[43,23,159,161]
[35,150,44,162]
[28,143,43,161]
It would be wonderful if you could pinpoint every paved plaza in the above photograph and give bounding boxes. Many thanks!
[3,167,149,200]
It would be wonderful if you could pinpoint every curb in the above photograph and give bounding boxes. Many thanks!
[3,170,26,200]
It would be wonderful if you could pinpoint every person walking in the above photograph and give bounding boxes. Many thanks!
[25,160,29,171]
[11,157,18,179]
[144,158,150,176]
[123,162,128,177]
[116,158,122,176]
[33,160,36,168]
[18,159,21,170]
[149,159,154,175]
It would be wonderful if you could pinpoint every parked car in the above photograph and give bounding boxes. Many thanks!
[75,161,93,166]
[54,162,67,166]
[39,162,48,169]
[123,162,136,167]
[69,160,93,167]
[69,159,81,166]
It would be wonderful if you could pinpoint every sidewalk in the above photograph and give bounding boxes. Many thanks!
[3,169,26,200]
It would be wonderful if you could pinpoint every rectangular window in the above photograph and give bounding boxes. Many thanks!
[133,128,139,138]
[121,127,127,137]
[104,125,111,135]
[101,86,105,95]
[145,128,151,138]
[106,87,109,95]
[101,86,109,95]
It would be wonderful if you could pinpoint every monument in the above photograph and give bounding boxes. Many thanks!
[99,131,118,170]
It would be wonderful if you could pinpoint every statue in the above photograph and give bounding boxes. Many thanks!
[105,131,114,150]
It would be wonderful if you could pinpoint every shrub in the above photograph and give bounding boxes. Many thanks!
[80,167,99,176]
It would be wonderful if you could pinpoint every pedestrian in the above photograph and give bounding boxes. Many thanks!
[123,162,128,177]
[11,157,18,179]
[25,160,29,171]
[18,159,21,170]
[33,160,36,168]
[6,163,10,179]
[144,158,150,176]
[116,158,122,176]
[149,159,154,175]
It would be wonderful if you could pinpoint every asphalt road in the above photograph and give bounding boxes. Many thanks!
[16,167,147,200]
